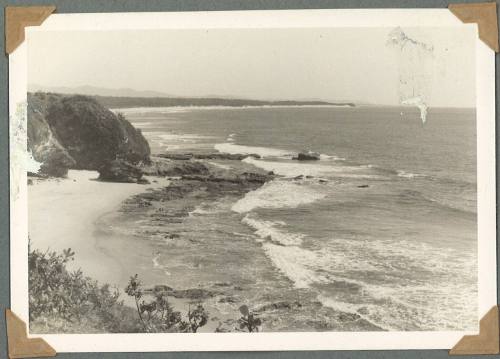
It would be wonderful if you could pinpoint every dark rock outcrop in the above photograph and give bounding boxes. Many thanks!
[143,286,218,300]
[158,152,261,161]
[27,92,151,177]
[293,151,321,161]
[180,172,272,185]
[141,158,209,177]
[255,301,303,313]
[97,159,144,183]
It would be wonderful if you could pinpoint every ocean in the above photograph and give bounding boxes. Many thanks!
[109,105,477,332]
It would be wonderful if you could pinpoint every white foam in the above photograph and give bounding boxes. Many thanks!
[152,252,171,276]
[232,180,327,213]
[115,105,353,115]
[130,121,154,128]
[159,133,212,142]
[111,107,191,114]
[320,153,345,161]
[397,170,426,179]
[316,236,477,330]
[239,210,477,330]
[242,157,373,179]
[189,206,212,216]
[208,161,232,170]
[214,143,293,158]
[262,243,319,288]
[188,200,228,216]
[316,295,393,330]
[242,214,304,246]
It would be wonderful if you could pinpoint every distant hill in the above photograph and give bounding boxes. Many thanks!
[28,85,174,98]
[29,86,355,108]
[93,95,355,109]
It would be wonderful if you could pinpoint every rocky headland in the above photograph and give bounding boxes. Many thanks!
[28,92,150,180]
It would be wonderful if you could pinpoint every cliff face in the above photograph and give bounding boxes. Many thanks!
[28,93,151,178]
[27,94,76,177]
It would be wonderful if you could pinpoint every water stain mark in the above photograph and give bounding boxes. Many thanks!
[387,27,435,125]
[10,101,42,199]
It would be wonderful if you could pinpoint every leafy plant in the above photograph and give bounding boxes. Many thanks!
[125,274,208,333]
[238,305,262,332]
[29,245,261,334]
[187,304,209,333]
[28,245,136,333]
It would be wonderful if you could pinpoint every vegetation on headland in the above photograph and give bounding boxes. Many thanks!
[94,95,356,109]
[29,245,261,333]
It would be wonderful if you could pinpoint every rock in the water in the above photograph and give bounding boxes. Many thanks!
[152,285,174,293]
[193,153,261,160]
[98,159,144,183]
[241,172,273,183]
[255,301,303,312]
[158,152,261,161]
[293,151,321,161]
[137,178,151,185]
[157,153,194,160]
[169,288,218,300]
[218,296,238,304]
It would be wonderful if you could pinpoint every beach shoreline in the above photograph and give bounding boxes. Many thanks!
[28,170,170,285]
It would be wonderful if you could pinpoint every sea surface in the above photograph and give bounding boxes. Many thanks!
[109,105,477,331]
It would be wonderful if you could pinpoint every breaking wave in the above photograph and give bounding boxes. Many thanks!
[232,180,327,213]
[215,142,293,158]
[242,214,304,246]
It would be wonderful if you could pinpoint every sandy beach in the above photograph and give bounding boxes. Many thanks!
[28,170,169,286]
[28,167,271,332]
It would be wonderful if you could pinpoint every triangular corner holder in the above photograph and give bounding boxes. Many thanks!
[448,2,499,52]
[6,309,56,359]
[449,305,499,355]
[5,5,56,55]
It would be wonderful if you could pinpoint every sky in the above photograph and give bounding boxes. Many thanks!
[27,27,476,107]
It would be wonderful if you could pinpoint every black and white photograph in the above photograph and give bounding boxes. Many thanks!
[7,8,497,352]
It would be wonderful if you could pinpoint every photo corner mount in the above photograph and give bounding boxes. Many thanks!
[5,5,56,55]
[449,305,499,355]
[448,2,499,52]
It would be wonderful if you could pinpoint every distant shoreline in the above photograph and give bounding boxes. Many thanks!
[92,95,356,109]
[110,104,355,112]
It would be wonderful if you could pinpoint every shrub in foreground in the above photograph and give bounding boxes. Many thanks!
[29,245,139,333]
[125,274,208,333]
[29,245,260,333]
